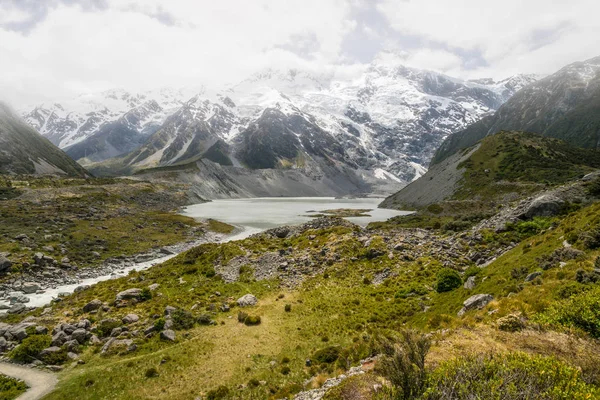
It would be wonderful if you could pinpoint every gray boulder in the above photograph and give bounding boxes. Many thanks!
[0,256,12,272]
[525,271,542,282]
[83,299,103,313]
[237,294,258,307]
[40,346,62,358]
[115,288,142,301]
[8,292,29,304]
[458,294,494,316]
[523,194,564,219]
[21,282,41,294]
[7,303,26,314]
[122,314,139,324]
[463,276,476,290]
[51,331,69,347]
[71,329,87,344]
[160,330,176,342]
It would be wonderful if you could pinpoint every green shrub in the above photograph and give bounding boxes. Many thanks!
[537,286,600,338]
[145,367,159,378]
[237,311,248,323]
[463,266,481,279]
[0,374,27,399]
[284,304,292,312]
[9,335,51,362]
[171,309,195,330]
[313,346,340,364]
[153,318,166,331]
[244,315,261,326]
[377,330,430,400]
[435,268,462,293]
[280,366,291,375]
[422,353,599,399]
[206,385,229,400]
[496,313,526,332]
[41,348,68,365]
[97,319,121,337]
[197,314,213,325]
[140,287,152,301]
[395,283,428,299]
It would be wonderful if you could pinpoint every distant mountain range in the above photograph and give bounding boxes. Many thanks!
[432,56,600,165]
[0,102,88,177]
[20,52,537,192]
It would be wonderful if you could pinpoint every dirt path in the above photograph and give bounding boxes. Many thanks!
[0,363,57,400]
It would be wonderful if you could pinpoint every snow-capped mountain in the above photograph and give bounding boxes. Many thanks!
[22,52,538,188]
[433,55,600,165]
[22,88,191,162]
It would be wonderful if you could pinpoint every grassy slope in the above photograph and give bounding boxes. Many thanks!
[0,177,228,274]
[376,131,600,230]
[28,199,600,399]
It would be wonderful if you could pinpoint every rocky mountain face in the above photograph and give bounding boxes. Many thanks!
[0,102,89,176]
[22,89,189,164]
[21,52,537,195]
[432,56,600,165]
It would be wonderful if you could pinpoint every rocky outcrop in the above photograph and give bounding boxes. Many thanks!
[458,294,494,316]
[237,294,258,307]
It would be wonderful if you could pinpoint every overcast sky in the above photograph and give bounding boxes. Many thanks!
[1,0,599,107]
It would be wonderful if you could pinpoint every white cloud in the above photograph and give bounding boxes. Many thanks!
[1,0,599,107]
[377,0,600,78]
[0,0,355,106]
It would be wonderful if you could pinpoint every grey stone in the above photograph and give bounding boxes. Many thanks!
[40,346,62,358]
[458,294,494,316]
[0,256,12,272]
[523,194,564,219]
[83,299,102,313]
[71,329,87,344]
[8,292,29,304]
[237,294,258,307]
[7,303,26,314]
[463,276,476,290]
[51,331,69,347]
[115,288,142,301]
[122,314,139,324]
[525,271,542,282]
[164,305,177,315]
[21,282,41,294]
[160,330,176,341]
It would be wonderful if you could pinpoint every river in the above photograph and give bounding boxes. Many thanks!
[3,198,408,309]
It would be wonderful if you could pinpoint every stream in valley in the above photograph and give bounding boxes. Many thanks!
[2,198,409,309]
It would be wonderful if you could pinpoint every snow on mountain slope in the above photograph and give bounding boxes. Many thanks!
[22,88,190,149]
[22,52,538,188]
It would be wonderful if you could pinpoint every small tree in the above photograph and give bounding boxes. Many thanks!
[377,330,431,400]
[436,268,462,293]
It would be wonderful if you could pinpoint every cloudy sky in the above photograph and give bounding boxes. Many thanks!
[1,0,599,107]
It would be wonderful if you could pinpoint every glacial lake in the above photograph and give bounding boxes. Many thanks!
[182,197,411,239]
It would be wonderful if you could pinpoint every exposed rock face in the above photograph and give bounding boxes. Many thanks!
[522,194,565,218]
[122,314,140,324]
[458,294,494,316]
[237,294,258,307]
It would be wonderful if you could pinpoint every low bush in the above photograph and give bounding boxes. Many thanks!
[171,309,195,330]
[377,330,430,400]
[244,315,261,326]
[9,335,51,362]
[422,353,599,399]
[140,287,152,301]
[313,346,340,364]
[145,367,159,378]
[153,318,166,331]
[0,374,27,399]
[237,311,248,323]
[435,268,462,293]
[206,385,229,400]
[463,266,481,279]
[537,286,600,338]
[284,304,292,312]
[496,313,526,332]
[197,314,213,325]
